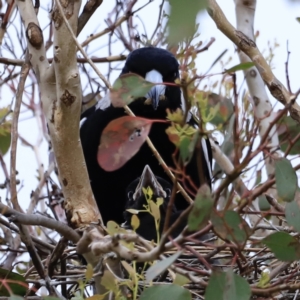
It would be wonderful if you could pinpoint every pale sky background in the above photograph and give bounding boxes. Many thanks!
[0,0,299,209]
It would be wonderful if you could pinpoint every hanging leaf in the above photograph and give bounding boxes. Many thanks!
[205,270,251,300]
[167,0,208,45]
[85,264,93,281]
[166,108,184,123]
[285,191,300,233]
[149,200,160,223]
[106,221,128,235]
[145,251,182,283]
[97,116,165,171]
[179,136,191,163]
[140,284,191,300]
[173,273,190,286]
[275,157,297,202]
[188,184,213,231]
[257,271,270,288]
[258,195,271,211]
[277,115,300,155]
[0,129,11,156]
[121,261,136,281]
[101,270,118,294]
[0,107,11,156]
[131,214,140,231]
[43,297,64,300]
[110,74,154,107]
[9,296,26,300]
[85,295,106,300]
[0,268,28,296]
[204,93,234,127]
[225,62,255,73]
[211,210,251,245]
[263,232,300,261]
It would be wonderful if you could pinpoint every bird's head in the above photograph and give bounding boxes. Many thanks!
[120,47,181,110]
[122,165,176,229]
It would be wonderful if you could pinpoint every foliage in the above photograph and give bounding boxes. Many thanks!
[0,0,299,299]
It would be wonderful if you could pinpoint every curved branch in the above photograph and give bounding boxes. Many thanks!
[207,0,300,123]
[0,203,80,243]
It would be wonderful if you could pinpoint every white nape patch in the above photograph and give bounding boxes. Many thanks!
[95,92,111,111]
[79,117,87,128]
[145,69,163,83]
[145,69,166,98]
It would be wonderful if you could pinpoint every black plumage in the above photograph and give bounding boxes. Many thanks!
[80,47,212,225]
[123,165,185,241]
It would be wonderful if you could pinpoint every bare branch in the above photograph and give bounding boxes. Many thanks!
[207,0,300,123]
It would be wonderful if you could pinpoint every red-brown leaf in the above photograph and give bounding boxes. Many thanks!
[97,116,166,171]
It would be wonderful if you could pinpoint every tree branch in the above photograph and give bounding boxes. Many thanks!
[207,0,300,123]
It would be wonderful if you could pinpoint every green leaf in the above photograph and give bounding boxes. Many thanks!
[156,197,164,207]
[285,191,300,233]
[0,131,11,155]
[140,284,191,300]
[296,17,300,23]
[257,271,270,288]
[188,184,213,231]
[277,115,300,155]
[211,210,251,245]
[110,74,154,107]
[85,264,93,281]
[0,269,28,296]
[263,232,300,261]
[167,0,208,45]
[101,270,118,293]
[205,270,251,300]
[179,131,200,166]
[206,93,234,127]
[173,273,190,286]
[258,195,271,211]
[149,200,160,222]
[275,157,297,202]
[145,251,182,283]
[70,291,84,300]
[131,214,140,231]
[0,110,11,156]
[9,296,24,300]
[106,221,128,235]
[225,62,255,73]
[179,136,191,163]
[121,261,136,282]
[85,295,106,300]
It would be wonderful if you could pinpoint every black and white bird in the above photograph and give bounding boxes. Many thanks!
[80,47,212,225]
[123,165,185,241]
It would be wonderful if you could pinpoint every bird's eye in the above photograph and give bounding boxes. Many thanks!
[127,191,134,200]
[165,188,171,197]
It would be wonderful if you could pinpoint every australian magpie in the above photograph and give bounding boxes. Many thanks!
[123,165,214,242]
[80,47,212,225]
[123,165,184,241]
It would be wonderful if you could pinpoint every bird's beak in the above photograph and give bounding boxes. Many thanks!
[121,221,131,229]
[145,70,166,110]
[133,165,166,200]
